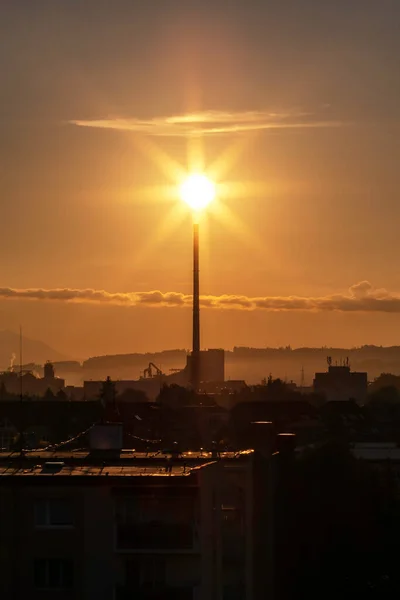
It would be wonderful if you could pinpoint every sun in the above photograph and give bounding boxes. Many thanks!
[179,174,216,212]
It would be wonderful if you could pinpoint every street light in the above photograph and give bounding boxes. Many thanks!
[179,174,216,391]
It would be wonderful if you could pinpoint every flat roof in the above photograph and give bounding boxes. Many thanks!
[0,449,254,479]
[0,449,254,461]
[0,462,214,478]
[351,444,400,461]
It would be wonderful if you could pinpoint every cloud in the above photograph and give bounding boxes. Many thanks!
[71,109,342,137]
[1,282,400,313]
[349,280,373,298]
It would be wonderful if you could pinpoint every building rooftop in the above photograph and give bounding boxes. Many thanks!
[0,462,213,478]
[0,449,254,460]
[0,449,254,479]
[351,442,400,461]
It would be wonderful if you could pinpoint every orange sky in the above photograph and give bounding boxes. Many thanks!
[1,1,400,358]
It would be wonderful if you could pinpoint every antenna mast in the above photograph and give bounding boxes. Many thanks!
[19,325,24,455]
[19,325,23,401]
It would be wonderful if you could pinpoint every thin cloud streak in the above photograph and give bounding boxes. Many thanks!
[71,109,342,137]
[0,282,400,313]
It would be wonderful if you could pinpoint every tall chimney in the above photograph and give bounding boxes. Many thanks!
[191,222,200,390]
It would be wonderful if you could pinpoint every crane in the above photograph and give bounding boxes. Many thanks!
[142,362,163,379]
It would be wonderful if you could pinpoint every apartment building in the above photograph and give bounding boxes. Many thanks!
[0,425,274,600]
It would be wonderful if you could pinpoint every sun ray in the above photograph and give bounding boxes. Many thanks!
[209,197,265,255]
[186,134,205,174]
[128,184,179,206]
[131,201,188,268]
[218,180,276,201]
[207,131,259,181]
[132,134,186,182]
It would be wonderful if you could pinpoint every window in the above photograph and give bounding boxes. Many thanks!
[115,496,194,550]
[141,557,165,588]
[126,558,165,590]
[34,499,73,527]
[116,496,193,525]
[34,559,73,590]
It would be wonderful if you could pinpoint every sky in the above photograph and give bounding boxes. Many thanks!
[1,0,400,358]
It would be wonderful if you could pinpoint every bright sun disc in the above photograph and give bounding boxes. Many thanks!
[179,174,216,212]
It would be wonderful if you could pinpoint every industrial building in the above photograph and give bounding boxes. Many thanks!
[82,349,225,401]
[0,361,65,398]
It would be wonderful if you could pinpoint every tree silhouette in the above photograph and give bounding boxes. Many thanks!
[99,376,116,407]
[44,388,55,401]
[56,389,67,401]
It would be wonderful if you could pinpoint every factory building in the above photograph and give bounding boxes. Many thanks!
[83,349,225,401]
[0,361,65,398]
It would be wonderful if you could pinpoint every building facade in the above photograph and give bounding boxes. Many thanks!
[313,364,368,403]
[0,432,273,600]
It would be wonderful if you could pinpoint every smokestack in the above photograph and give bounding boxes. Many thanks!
[191,222,200,390]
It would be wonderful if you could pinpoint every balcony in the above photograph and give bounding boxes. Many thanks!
[116,522,196,551]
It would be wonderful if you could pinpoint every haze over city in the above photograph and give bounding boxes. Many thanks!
[1,0,400,357]
[4,3,400,600]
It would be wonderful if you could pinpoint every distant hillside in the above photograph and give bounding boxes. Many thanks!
[0,330,68,370]
[6,341,400,385]
[78,346,400,386]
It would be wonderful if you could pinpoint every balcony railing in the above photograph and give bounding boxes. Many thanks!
[116,522,195,551]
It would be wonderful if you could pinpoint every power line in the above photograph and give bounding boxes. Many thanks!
[24,423,97,453]
[126,431,162,445]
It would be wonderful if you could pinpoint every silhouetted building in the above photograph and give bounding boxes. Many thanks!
[187,349,225,386]
[0,362,65,397]
[64,385,85,401]
[43,360,55,380]
[0,426,274,600]
[83,350,225,401]
[313,360,368,404]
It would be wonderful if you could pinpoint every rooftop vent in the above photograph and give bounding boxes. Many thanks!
[42,461,65,472]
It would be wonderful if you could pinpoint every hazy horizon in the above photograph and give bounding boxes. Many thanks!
[1,1,400,356]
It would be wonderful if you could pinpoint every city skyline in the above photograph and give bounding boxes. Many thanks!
[1,1,400,356]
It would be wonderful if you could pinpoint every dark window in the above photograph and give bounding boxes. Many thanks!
[34,559,74,589]
[115,496,194,550]
[35,499,73,527]
[34,559,46,589]
[125,558,165,590]
[141,557,165,587]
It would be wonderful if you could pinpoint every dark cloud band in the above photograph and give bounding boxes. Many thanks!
[0,281,398,313]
